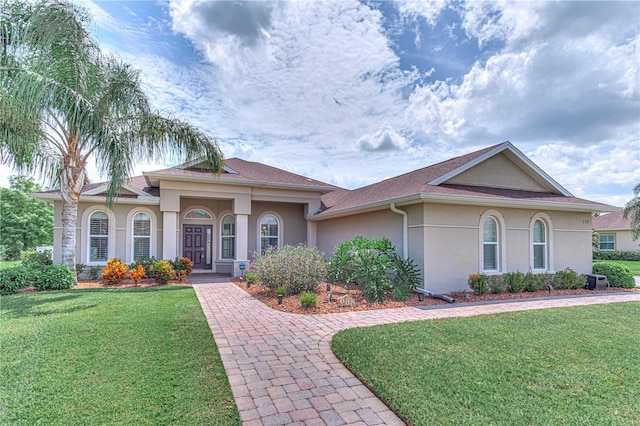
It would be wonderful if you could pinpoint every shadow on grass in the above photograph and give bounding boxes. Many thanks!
[73,285,193,294]
[0,293,92,319]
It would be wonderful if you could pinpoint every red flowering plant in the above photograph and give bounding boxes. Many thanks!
[102,258,128,285]
[172,257,194,282]
[129,264,146,285]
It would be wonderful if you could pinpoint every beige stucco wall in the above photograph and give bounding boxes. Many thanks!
[71,201,163,265]
[247,201,307,256]
[419,203,593,293]
[315,202,594,294]
[447,153,548,192]
[315,209,404,255]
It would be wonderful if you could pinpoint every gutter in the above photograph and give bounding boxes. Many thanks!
[390,203,408,259]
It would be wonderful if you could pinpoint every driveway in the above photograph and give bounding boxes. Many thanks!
[194,282,640,426]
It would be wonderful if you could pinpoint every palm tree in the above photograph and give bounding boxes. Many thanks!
[623,183,640,240]
[0,0,223,277]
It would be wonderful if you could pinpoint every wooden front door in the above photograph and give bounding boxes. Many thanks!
[183,225,212,269]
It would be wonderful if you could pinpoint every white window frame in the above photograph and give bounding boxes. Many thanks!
[83,207,115,265]
[478,210,506,274]
[598,234,615,251]
[258,212,282,251]
[125,208,157,263]
[530,213,554,272]
[220,213,236,260]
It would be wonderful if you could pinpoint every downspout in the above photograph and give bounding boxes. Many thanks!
[390,203,455,303]
[389,203,408,259]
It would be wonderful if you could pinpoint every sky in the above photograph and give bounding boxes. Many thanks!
[2,0,639,207]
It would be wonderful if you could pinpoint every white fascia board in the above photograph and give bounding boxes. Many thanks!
[31,192,160,205]
[82,183,150,197]
[311,192,616,221]
[427,141,573,197]
[143,172,334,193]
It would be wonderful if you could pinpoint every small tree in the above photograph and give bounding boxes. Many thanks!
[623,183,640,241]
[0,176,53,260]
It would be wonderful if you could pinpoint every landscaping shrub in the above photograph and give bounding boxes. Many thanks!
[327,236,422,303]
[33,264,74,290]
[149,260,176,284]
[129,264,146,285]
[592,262,635,289]
[353,249,389,304]
[524,272,549,292]
[503,271,526,293]
[553,268,586,289]
[299,291,318,308]
[0,266,30,295]
[250,244,327,294]
[593,250,640,261]
[488,274,507,294]
[88,265,101,280]
[129,256,157,275]
[172,257,194,282]
[468,273,489,295]
[20,249,52,269]
[102,258,128,285]
[327,236,395,284]
[387,253,421,301]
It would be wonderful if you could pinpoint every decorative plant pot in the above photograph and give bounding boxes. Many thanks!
[277,294,283,305]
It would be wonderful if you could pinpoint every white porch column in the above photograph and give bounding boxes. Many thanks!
[162,211,179,260]
[234,213,249,276]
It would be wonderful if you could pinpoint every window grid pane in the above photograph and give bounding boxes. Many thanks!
[133,237,150,261]
[483,217,497,242]
[599,234,615,250]
[133,213,151,236]
[90,237,108,262]
[533,220,545,243]
[483,243,497,270]
[533,244,546,269]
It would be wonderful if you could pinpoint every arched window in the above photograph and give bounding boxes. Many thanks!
[132,212,151,261]
[260,214,279,250]
[184,209,212,219]
[221,215,235,259]
[483,217,498,271]
[533,219,547,270]
[89,211,109,262]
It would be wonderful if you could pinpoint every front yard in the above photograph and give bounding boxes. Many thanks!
[332,302,640,425]
[0,287,240,425]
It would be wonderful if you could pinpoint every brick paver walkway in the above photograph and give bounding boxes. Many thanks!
[194,283,640,425]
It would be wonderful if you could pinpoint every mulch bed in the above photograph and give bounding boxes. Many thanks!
[232,278,637,315]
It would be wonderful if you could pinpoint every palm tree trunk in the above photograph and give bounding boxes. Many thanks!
[61,197,78,280]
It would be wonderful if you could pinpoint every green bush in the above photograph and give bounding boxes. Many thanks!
[593,250,640,261]
[299,291,318,308]
[327,236,395,284]
[20,249,52,269]
[327,236,422,303]
[468,273,489,295]
[0,266,30,295]
[250,244,327,295]
[553,268,586,289]
[33,264,75,291]
[504,271,526,293]
[88,265,101,280]
[524,272,549,292]
[388,254,421,301]
[592,262,636,289]
[129,257,158,277]
[276,286,287,296]
[353,249,389,304]
[488,274,507,294]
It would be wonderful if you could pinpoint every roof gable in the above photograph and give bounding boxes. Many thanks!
[429,141,572,196]
[593,211,630,230]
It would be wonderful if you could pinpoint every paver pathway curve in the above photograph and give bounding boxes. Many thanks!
[194,283,640,426]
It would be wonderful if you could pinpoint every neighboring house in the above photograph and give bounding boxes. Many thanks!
[34,141,614,293]
[593,211,639,252]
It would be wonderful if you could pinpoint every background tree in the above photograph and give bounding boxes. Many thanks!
[0,0,223,276]
[623,183,640,240]
[0,175,53,260]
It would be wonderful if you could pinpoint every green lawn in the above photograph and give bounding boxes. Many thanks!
[0,287,240,425]
[332,303,640,426]
[594,259,640,276]
[0,260,21,269]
